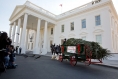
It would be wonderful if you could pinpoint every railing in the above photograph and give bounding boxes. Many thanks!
[57,0,104,19]
[25,1,57,18]
[56,2,90,19]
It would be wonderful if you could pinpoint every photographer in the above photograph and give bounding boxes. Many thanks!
[0,32,12,68]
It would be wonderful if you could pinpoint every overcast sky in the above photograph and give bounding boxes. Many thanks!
[0,0,118,34]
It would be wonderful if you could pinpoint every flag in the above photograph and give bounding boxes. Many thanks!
[60,4,62,7]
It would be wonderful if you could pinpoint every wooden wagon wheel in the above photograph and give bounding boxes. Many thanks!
[98,58,102,63]
[59,55,63,62]
[70,56,77,66]
[85,45,92,66]
[85,57,91,66]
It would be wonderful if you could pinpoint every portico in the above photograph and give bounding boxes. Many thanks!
[9,1,56,55]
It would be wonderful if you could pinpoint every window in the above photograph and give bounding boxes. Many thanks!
[70,22,74,31]
[81,19,86,28]
[51,28,53,35]
[82,36,86,40]
[95,15,101,26]
[96,35,102,45]
[61,25,64,32]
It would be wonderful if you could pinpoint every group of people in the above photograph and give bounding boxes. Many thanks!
[50,39,67,60]
[0,32,17,72]
[50,44,61,60]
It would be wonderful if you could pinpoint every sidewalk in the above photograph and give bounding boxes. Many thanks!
[95,59,118,69]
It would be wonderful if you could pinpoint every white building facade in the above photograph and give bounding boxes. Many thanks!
[9,0,118,59]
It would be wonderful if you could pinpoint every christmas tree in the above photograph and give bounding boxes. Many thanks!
[62,38,111,59]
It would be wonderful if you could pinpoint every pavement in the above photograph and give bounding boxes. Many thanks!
[1,55,118,79]
[95,59,118,69]
[45,52,118,69]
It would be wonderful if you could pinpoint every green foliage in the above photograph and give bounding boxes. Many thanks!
[63,38,111,59]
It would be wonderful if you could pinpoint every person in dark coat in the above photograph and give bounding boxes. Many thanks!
[62,38,66,45]
[16,46,18,54]
[19,47,22,54]
[50,44,54,55]
[58,44,61,55]
[4,45,11,67]
[0,32,12,61]
[9,45,17,68]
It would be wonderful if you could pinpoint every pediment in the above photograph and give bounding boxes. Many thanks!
[93,29,104,33]
[59,35,65,38]
[79,32,88,35]
[68,33,76,37]
[9,5,25,21]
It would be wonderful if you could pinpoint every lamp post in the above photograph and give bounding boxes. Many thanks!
[29,23,34,42]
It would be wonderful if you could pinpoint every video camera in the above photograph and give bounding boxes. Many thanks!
[0,31,4,36]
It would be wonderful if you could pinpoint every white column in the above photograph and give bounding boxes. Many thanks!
[19,28,23,46]
[15,18,21,47]
[33,31,36,49]
[20,13,28,54]
[9,25,12,38]
[42,21,48,55]
[53,24,57,44]
[34,18,41,54]
[12,22,16,45]
[25,29,29,50]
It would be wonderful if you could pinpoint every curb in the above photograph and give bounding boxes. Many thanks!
[93,64,118,69]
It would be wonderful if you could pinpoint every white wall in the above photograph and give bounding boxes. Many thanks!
[109,6,118,53]
[54,6,114,53]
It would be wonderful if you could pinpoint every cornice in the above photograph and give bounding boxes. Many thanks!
[57,0,111,21]
[10,0,114,23]
[25,5,57,21]
[109,1,118,22]
[93,29,104,33]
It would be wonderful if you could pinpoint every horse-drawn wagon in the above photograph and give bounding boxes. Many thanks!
[59,43,102,66]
